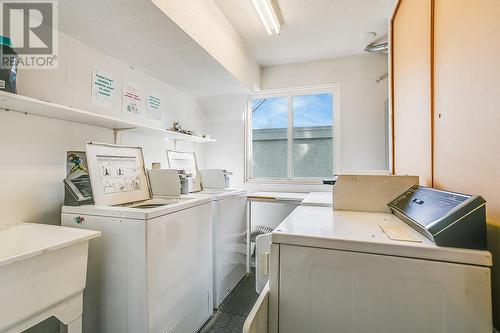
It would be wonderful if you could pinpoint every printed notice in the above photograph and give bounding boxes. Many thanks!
[92,69,118,109]
[97,155,142,194]
[123,81,144,115]
[147,92,162,121]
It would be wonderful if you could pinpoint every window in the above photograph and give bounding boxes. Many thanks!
[246,87,340,182]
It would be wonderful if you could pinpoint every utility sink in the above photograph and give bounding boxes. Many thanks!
[0,223,100,333]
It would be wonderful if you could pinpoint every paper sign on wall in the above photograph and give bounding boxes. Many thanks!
[92,69,118,109]
[123,81,144,115]
[147,92,162,121]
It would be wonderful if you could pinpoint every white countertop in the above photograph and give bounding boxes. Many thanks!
[272,206,492,267]
[186,188,247,201]
[301,192,332,207]
[247,191,309,203]
[0,223,100,267]
[247,191,332,206]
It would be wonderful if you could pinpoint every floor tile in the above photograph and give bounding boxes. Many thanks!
[198,271,259,333]
[219,273,259,316]
[198,312,246,333]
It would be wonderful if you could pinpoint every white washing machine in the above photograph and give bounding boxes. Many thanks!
[164,156,248,308]
[188,188,247,309]
[61,143,213,333]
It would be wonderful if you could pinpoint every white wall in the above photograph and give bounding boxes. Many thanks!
[0,31,207,230]
[206,119,246,188]
[262,53,389,172]
[17,33,207,135]
[200,53,389,190]
[200,54,387,230]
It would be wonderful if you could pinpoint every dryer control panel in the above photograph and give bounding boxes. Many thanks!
[389,185,487,250]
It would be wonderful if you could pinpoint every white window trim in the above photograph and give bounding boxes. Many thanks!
[245,84,342,184]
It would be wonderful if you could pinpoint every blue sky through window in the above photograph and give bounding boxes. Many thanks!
[252,96,287,129]
[252,93,333,129]
[293,93,333,127]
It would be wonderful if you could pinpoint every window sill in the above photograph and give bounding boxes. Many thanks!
[244,179,333,193]
[245,178,324,185]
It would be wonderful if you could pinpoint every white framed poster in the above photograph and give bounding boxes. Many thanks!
[147,91,162,121]
[123,81,145,115]
[92,69,118,109]
[166,150,201,191]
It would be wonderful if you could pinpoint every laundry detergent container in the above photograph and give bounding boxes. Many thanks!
[0,35,18,93]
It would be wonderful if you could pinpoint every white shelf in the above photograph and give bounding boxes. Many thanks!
[0,91,215,143]
[163,129,215,142]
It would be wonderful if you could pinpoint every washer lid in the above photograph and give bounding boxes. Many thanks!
[85,142,151,206]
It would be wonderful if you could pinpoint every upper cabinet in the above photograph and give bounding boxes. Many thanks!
[391,0,500,196]
[391,0,433,186]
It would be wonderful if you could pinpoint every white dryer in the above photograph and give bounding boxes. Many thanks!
[245,184,493,333]
[61,143,213,333]
[267,206,492,333]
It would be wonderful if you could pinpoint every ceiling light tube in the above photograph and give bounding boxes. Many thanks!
[252,0,283,35]
[264,1,280,34]
[252,0,272,35]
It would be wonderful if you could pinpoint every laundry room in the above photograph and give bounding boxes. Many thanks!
[0,1,498,333]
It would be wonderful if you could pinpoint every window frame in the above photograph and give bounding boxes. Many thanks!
[245,85,342,184]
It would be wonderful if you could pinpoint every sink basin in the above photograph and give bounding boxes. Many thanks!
[0,223,100,332]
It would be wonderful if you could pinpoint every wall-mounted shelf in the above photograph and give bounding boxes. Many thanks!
[163,129,215,143]
[0,91,215,143]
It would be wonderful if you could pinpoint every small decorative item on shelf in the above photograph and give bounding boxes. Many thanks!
[173,121,184,133]
[173,121,193,135]
[172,121,209,139]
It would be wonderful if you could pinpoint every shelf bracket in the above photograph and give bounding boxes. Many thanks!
[112,128,135,144]
[113,129,119,144]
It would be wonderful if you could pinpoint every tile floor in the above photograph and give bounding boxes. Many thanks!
[199,271,259,333]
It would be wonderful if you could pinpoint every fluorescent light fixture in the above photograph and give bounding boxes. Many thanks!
[252,0,283,35]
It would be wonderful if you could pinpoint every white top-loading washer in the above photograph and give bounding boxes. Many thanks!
[155,157,248,309]
[61,143,214,333]
[184,187,248,309]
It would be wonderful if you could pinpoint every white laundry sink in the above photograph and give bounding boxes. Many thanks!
[0,223,100,333]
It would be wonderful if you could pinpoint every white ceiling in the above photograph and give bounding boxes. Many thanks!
[58,0,250,97]
[214,0,397,67]
[57,0,396,97]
